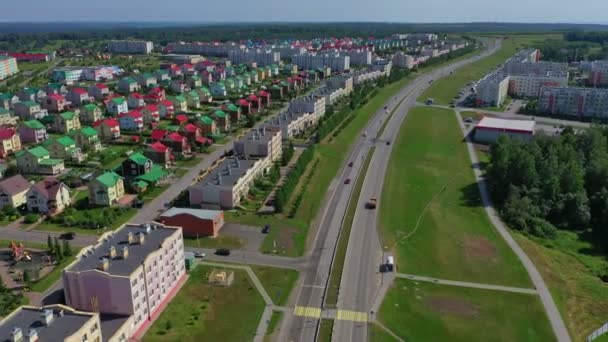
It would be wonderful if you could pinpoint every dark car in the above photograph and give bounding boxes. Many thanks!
[348,161,354,167]
[384,106,388,110]
[262,225,271,234]
[265,199,274,206]
[386,141,391,145]
[215,248,231,256]
[344,178,351,184]
[60,232,76,240]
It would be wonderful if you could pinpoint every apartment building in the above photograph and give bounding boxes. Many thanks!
[271,46,307,59]
[0,305,101,342]
[63,222,185,341]
[288,95,326,119]
[0,56,19,80]
[392,52,415,69]
[264,111,314,140]
[476,72,510,106]
[326,75,354,94]
[234,126,282,162]
[539,86,608,118]
[508,73,568,98]
[292,53,350,72]
[351,69,382,85]
[338,49,372,66]
[587,60,608,87]
[313,86,346,105]
[228,49,280,67]
[108,40,154,54]
[167,42,242,57]
[189,157,269,209]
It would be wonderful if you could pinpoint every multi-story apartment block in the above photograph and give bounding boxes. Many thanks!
[338,49,372,66]
[52,67,84,84]
[228,49,280,67]
[288,95,326,119]
[108,40,154,54]
[264,111,312,140]
[476,72,510,106]
[63,222,185,341]
[392,52,415,69]
[586,60,608,87]
[233,126,282,162]
[508,73,568,98]
[167,41,242,57]
[351,69,382,85]
[539,86,608,118]
[0,56,19,80]
[292,53,351,72]
[326,75,354,94]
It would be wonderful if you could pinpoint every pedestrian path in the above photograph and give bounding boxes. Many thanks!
[292,306,368,323]
[394,272,538,294]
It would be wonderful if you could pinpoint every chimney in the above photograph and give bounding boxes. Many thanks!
[97,257,109,271]
[10,327,22,342]
[108,246,117,259]
[121,246,129,259]
[41,309,53,325]
[26,329,37,342]
[127,232,134,244]
[137,232,145,244]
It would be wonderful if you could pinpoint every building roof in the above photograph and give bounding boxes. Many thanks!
[183,123,199,133]
[195,157,259,190]
[129,92,144,99]
[94,83,108,89]
[80,126,98,137]
[214,110,227,118]
[83,103,99,111]
[0,128,17,140]
[59,111,76,121]
[22,119,44,130]
[136,165,166,183]
[20,101,39,108]
[18,146,49,159]
[47,93,65,101]
[66,223,179,276]
[161,207,222,220]
[94,171,122,188]
[226,104,239,112]
[29,177,65,199]
[475,117,535,134]
[148,141,170,153]
[199,115,214,125]
[94,118,119,128]
[71,87,87,95]
[0,305,98,342]
[0,175,30,196]
[111,97,125,105]
[175,114,188,123]
[38,158,64,166]
[165,132,185,142]
[150,129,167,140]
[128,152,150,166]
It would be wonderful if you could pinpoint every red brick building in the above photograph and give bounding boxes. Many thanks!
[158,207,224,237]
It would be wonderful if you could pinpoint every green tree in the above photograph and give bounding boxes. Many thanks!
[62,240,72,257]
[47,235,53,252]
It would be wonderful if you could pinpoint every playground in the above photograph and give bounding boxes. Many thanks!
[0,241,55,286]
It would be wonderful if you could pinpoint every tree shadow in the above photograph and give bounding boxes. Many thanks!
[459,182,483,208]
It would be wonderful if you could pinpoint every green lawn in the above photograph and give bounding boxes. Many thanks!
[144,265,265,342]
[379,279,554,342]
[369,323,399,342]
[251,265,299,306]
[418,34,562,105]
[183,234,245,250]
[318,319,334,342]
[264,311,284,342]
[35,208,137,236]
[380,106,530,287]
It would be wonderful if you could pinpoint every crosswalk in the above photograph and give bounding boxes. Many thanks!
[293,306,368,323]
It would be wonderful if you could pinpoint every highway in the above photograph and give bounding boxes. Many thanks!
[331,39,501,342]
[286,39,501,342]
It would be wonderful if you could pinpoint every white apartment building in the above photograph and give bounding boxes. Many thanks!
[108,40,153,54]
[392,52,415,69]
[539,86,608,118]
[264,111,312,140]
[292,53,350,72]
[477,73,510,106]
[326,75,354,94]
[352,70,382,85]
[63,223,186,341]
[289,95,326,118]
[587,60,608,87]
[233,126,282,161]
[339,49,372,65]
[228,49,280,67]
[509,73,568,98]
[272,46,307,59]
[167,42,243,57]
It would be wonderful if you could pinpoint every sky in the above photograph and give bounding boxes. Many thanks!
[2,0,608,23]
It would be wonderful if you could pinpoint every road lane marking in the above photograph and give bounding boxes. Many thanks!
[336,310,368,322]
[300,284,325,289]
[293,306,321,318]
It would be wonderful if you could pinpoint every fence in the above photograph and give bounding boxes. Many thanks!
[588,322,608,342]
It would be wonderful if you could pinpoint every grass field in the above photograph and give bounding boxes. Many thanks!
[378,279,554,342]
[369,324,399,342]
[379,106,530,287]
[251,265,299,306]
[515,231,608,341]
[264,311,284,342]
[144,265,264,342]
[418,34,561,105]
[318,319,334,342]
[182,234,245,250]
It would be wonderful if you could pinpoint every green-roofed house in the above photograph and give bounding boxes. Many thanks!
[52,111,81,133]
[69,126,102,152]
[13,101,44,120]
[194,87,212,103]
[224,78,236,90]
[212,110,230,132]
[16,146,65,175]
[223,103,241,123]
[234,76,244,89]
[120,152,153,179]
[240,73,251,86]
[136,73,158,87]
[117,77,140,94]
[196,115,217,136]
[18,119,48,143]
[42,136,87,163]
[187,75,202,88]
[88,171,125,206]
[80,103,103,125]
[270,84,284,100]
[168,95,187,113]
[154,69,170,82]
[107,97,128,116]
[269,64,279,76]
[184,91,200,110]
[135,164,167,186]
[0,93,19,110]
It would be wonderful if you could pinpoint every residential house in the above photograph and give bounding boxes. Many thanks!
[158,100,174,118]
[0,175,30,209]
[169,65,183,77]
[223,103,241,123]
[127,93,145,108]
[14,101,47,120]
[212,110,230,132]
[117,77,140,94]
[150,129,167,142]
[238,98,252,115]
[155,69,170,82]
[188,75,202,88]
[0,108,17,126]
[43,93,67,113]
[66,87,90,107]
[241,73,251,85]
[224,78,235,90]
[42,83,67,96]
[256,68,266,81]
[179,123,203,145]
[88,171,125,206]
[197,115,217,136]
[185,91,200,109]
[162,132,190,156]
[42,136,87,163]
[195,87,213,103]
[17,87,46,103]
[26,177,70,214]
[93,118,121,140]
[145,87,165,103]
[234,76,244,88]
[170,81,188,94]
[52,111,81,133]
[247,94,262,112]
[200,70,213,84]
[209,82,227,97]
[80,103,103,125]
[258,90,271,106]
[270,84,283,100]
[0,93,19,110]
[144,142,173,168]
[168,95,188,113]
[19,119,47,144]
[0,128,21,157]
[182,63,195,75]
[107,97,128,116]
[88,83,110,100]
[249,71,259,83]
[120,152,153,180]
[174,114,188,126]
[118,110,144,131]
[16,146,64,175]
[139,104,160,124]
[69,126,102,152]
[136,73,157,87]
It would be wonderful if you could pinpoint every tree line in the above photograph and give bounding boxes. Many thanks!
[487,127,608,240]
[274,145,315,213]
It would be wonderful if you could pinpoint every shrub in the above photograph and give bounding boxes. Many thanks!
[24,214,40,224]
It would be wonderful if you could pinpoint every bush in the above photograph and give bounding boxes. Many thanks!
[24,214,40,224]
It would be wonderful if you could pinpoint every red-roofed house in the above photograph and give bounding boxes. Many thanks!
[182,63,195,75]
[145,87,166,103]
[174,114,188,126]
[93,118,121,140]
[258,90,271,106]
[158,100,174,119]
[66,87,90,106]
[127,93,145,108]
[43,93,67,113]
[179,123,202,145]
[238,98,252,115]
[150,129,167,142]
[247,94,262,112]
[162,132,190,156]
[169,66,183,77]
[0,128,22,158]
[88,83,110,101]
[118,110,144,131]
[140,104,160,124]
[144,142,173,168]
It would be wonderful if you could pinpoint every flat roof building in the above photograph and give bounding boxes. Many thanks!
[233,126,282,162]
[159,207,225,237]
[473,117,535,143]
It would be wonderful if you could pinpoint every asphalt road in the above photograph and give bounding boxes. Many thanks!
[332,40,502,342]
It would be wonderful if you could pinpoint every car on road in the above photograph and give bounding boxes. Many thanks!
[384,106,388,110]
[215,248,231,256]
[194,252,206,258]
[348,161,354,167]
[386,141,391,145]
[60,232,76,240]
[262,225,271,234]
[464,117,474,123]
[344,178,351,184]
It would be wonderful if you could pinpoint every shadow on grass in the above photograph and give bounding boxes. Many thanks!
[459,182,483,208]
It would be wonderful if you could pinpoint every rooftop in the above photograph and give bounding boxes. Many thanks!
[161,207,222,220]
[475,117,535,133]
[195,157,259,189]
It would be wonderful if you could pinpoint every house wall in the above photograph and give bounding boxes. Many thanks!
[158,212,224,237]
[63,270,134,315]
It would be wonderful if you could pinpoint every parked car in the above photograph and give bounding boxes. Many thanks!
[215,248,231,256]
[262,225,271,234]
[60,232,76,240]
[194,252,206,258]
[344,178,351,184]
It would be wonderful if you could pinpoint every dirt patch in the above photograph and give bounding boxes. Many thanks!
[426,296,479,317]
[462,235,497,259]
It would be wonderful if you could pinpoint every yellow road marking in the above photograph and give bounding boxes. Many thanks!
[294,306,321,318]
[336,310,368,322]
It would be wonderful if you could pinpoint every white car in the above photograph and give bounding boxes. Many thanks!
[194,252,206,258]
